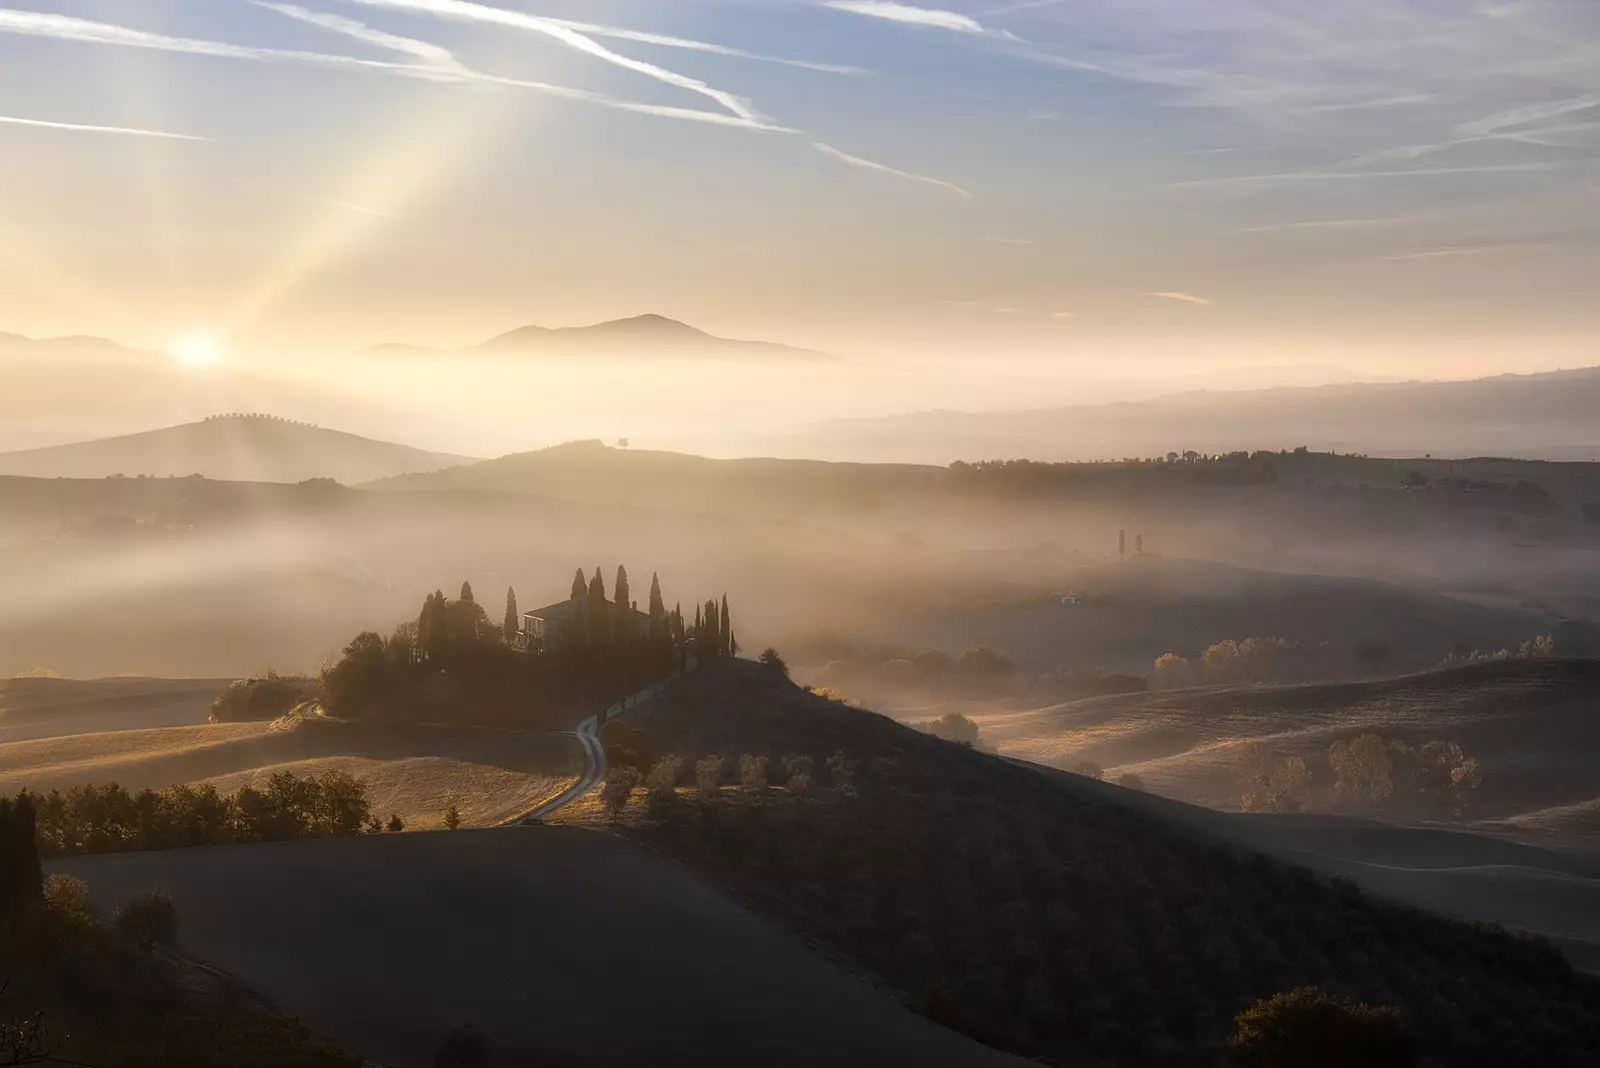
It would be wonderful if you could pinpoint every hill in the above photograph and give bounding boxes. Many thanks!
[578,660,1600,1065]
[0,414,475,483]
[54,828,1023,1068]
[366,438,942,517]
[371,313,831,361]
[974,658,1600,829]
[764,366,1600,463]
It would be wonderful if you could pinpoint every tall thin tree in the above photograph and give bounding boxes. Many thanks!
[460,581,475,604]
[571,567,588,601]
[587,568,609,648]
[503,587,519,644]
[648,573,666,637]
[719,594,731,658]
[614,565,631,638]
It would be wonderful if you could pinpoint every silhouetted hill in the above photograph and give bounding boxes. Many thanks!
[0,415,474,483]
[766,365,1600,463]
[368,314,830,360]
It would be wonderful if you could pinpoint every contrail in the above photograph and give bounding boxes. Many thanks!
[0,113,205,140]
[811,141,972,197]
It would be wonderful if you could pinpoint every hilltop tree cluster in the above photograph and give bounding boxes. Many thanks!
[321,566,733,727]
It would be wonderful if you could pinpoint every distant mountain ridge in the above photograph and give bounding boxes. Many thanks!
[368,313,830,361]
[0,414,476,484]
[757,364,1600,464]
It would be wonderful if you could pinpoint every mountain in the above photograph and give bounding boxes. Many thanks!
[758,365,1600,464]
[369,314,830,361]
[0,415,476,483]
[0,330,132,353]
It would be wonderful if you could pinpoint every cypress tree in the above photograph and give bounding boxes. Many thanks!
[503,587,519,644]
[614,566,631,638]
[571,568,588,601]
[719,594,731,658]
[694,602,703,645]
[705,599,720,656]
[648,573,666,636]
[425,590,449,663]
[587,568,609,648]
[460,581,475,604]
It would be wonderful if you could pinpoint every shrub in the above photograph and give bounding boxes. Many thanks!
[739,754,769,801]
[442,805,462,831]
[1116,773,1144,791]
[601,768,640,821]
[694,755,725,798]
[646,756,685,814]
[1153,652,1192,689]
[42,873,90,919]
[386,813,406,834]
[758,647,789,677]
[115,889,178,953]
[780,754,815,787]
[1229,987,1415,1068]
[433,1024,489,1068]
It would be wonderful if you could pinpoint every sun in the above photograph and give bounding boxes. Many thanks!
[173,335,226,369]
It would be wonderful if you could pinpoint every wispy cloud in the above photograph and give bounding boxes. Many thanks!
[336,0,761,123]
[1378,244,1529,261]
[1238,215,1416,234]
[0,113,205,140]
[1148,291,1212,307]
[1050,310,1076,319]
[810,141,972,197]
[1175,161,1565,188]
[823,2,989,34]
[254,2,461,72]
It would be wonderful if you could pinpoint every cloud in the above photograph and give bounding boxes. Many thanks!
[810,141,973,197]
[254,2,462,72]
[1148,291,1212,307]
[335,0,761,123]
[1238,215,1416,234]
[1050,310,1076,319]
[0,113,205,140]
[823,2,988,34]
[1378,244,1529,261]
[1175,161,1565,188]
[995,306,1021,313]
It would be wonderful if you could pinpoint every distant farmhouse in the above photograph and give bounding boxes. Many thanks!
[521,595,650,652]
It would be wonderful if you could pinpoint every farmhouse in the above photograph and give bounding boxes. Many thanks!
[521,596,650,652]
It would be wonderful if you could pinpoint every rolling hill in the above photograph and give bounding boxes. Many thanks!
[371,313,830,361]
[762,365,1600,464]
[974,658,1600,829]
[0,414,475,483]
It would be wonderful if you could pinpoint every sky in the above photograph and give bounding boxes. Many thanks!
[2,0,1599,381]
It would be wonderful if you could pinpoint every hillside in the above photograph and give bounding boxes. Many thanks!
[367,438,943,517]
[765,366,1600,464]
[975,658,1600,828]
[0,414,474,483]
[372,313,831,361]
[584,660,1600,1066]
[55,829,1023,1068]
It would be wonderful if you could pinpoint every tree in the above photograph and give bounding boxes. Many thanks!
[442,804,462,831]
[114,889,178,953]
[433,1025,490,1068]
[738,754,769,802]
[420,590,449,664]
[1228,988,1414,1068]
[459,581,474,604]
[386,813,405,834]
[503,587,519,644]
[648,573,666,637]
[759,647,789,677]
[614,566,631,632]
[1117,773,1144,791]
[601,768,640,820]
[571,568,587,600]
[587,569,609,648]
[1134,533,1143,554]
[719,594,731,657]
[0,794,42,922]
[695,755,725,798]
[1118,529,1126,558]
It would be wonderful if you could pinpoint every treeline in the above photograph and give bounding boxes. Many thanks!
[1244,734,1481,817]
[322,566,732,727]
[210,669,319,723]
[621,664,1600,1067]
[16,771,383,859]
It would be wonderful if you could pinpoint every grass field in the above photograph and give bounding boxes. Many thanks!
[0,685,582,829]
[0,675,229,742]
[54,828,1026,1068]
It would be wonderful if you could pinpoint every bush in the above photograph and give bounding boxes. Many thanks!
[442,805,462,831]
[1229,987,1415,1068]
[115,889,178,953]
[601,768,640,821]
[694,755,725,798]
[646,756,685,814]
[739,754,769,801]
[1117,773,1144,791]
[386,813,406,834]
[758,647,789,678]
[209,671,318,723]
[433,1024,489,1068]
[42,873,90,919]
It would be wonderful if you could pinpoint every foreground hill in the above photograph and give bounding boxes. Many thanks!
[767,365,1600,463]
[977,658,1600,829]
[0,414,474,483]
[591,660,1600,1066]
[55,828,1022,1068]
[371,312,830,361]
